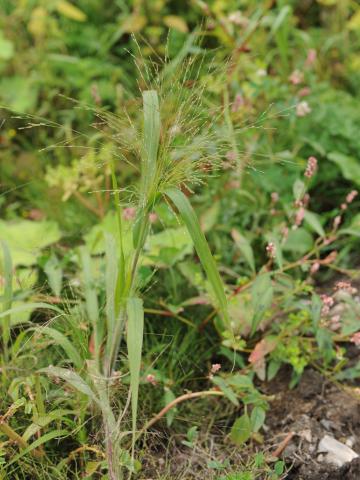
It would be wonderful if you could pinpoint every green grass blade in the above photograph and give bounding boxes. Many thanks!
[140,90,160,205]
[165,188,230,330]
[40,366,101,406]
[0,302,63,320]
[105,233,117,335]
[32,326,83,369]
[126,297,144,458]
[7,429,68,467]
[79,247,101,367]
[0,240,12,358]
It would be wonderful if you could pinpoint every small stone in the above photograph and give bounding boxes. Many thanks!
[318,435,359,467]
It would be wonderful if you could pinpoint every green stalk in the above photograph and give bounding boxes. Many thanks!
[1,241,12,362]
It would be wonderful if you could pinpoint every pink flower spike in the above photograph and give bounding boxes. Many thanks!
[346,190,358,204]
[305,49,317,67]
[266,242,276,259]
[146,374,157,386]
[123,207,136,221]
[298,87,311,97]
[271,192,279,203]
[149,212,158,224]
[296,101,311,117]
[231,93,245,112]
[350,332,360,346]
[333,215,341,230]
[304,156,317,178]
[289,69,304,85]
[310,262,320,274]
[211,363,221,374]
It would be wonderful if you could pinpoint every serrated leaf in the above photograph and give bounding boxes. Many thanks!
[230,413,252,445]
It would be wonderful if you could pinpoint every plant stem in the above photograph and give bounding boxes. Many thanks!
[141,390,224,434]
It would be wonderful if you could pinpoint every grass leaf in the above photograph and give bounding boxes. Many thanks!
[126,297,144,456]
[165,188,230,330]
[1,240,13,355]
[33,326,83,369]
[140,90,160,204]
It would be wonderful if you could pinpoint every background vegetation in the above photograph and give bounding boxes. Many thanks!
[1,0,360,479]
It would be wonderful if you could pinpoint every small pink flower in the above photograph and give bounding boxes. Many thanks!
[334,281,357,295]
[289,69,304,85]
[341,203,348,211]
[321,294,334,315]
[346,190,358,204]
[350,332,360,346]
[305,49,317,67]
[298,87,311,97]
[231,93,245,112]
[330,315,341,331]
[296,101,311,117]
[225,150,237,162]
[333,215,341,230]
[295,207,305,227]
[123,207,136,221]
[266,242,276,259]
[271,192,279,203]
[149,212,158,224]
[211,363,221,374]
[310,262,320,274]
[146,374,157,385]
[281,226,289,242]
[304,156,317,178]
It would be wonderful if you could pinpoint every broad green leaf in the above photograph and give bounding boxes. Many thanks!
[7,430,68,466]
[251,274,273,335]
[126,297,144,454]
[293,179,305,201]
[165,188,230,330]
[0,220,61,266]
[56,1,87,21]
[212,377,239,406]
[328,152,360,186]
[40,366,100,405]
[231,229,255,273]
[230,413,252,445]
[33,326,83,369]
[283,228,313,254]
[250,406,266,432]
[304,210,325,237]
